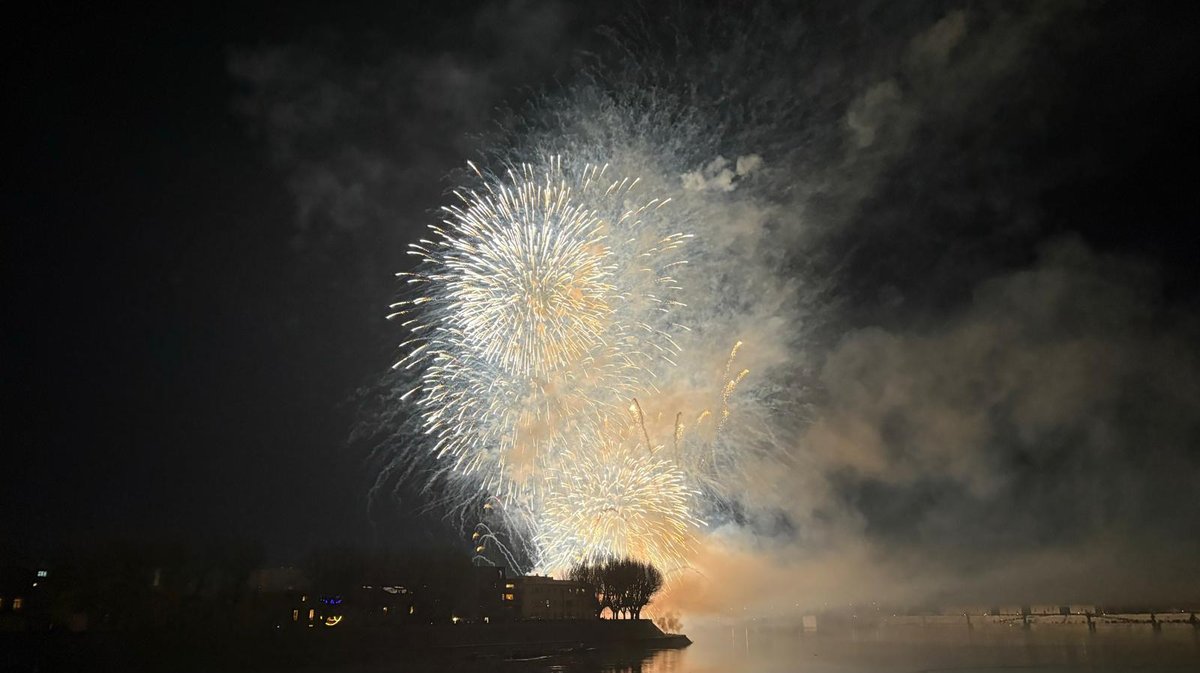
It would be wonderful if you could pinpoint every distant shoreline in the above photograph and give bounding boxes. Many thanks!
[428,618,691,651]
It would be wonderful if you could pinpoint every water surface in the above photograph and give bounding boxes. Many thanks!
[500,623,1200,673]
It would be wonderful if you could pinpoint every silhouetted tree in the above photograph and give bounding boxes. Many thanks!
[568,562,609,618]
[627,560,663,620]
[570,558,663,620]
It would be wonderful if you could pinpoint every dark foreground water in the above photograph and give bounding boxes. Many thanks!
[9,623,1200,672]
[410,623,1200,673]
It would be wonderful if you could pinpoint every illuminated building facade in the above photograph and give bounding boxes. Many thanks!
[508,576,596,620]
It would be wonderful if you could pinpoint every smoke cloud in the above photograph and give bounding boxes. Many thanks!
[231,1,1200,612]
[689,238,1200,614]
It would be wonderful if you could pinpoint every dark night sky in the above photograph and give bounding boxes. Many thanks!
[4,1,606,560]
[4,1,1199,582]
[5,3,398,558]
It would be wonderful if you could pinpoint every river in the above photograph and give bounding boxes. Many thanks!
[493,622,1200,673]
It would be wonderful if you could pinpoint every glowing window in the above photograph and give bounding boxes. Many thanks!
[292,609,299,622]
[307,608,315,620]
[13,597,24,611]
[409,606,415,615]
[504,593,514,601]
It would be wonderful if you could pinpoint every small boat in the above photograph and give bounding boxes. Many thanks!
[505,653,552,662]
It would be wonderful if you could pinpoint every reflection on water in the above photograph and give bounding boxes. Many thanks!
[516,624,1200,673]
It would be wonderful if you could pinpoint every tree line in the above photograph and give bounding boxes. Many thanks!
[568,558,663,620]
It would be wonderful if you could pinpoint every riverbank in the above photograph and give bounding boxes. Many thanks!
[432,618,690,651]
[1,619,689,672]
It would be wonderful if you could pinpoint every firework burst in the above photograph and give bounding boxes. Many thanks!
[534,423,703,575]
[391,158,689,501]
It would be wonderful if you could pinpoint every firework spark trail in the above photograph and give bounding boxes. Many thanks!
[386,153,773,574]
[628,342,757,517]
[534,429,704,574]
[390,158,689,506]
[530,343,756,575]
[471,522,524,570]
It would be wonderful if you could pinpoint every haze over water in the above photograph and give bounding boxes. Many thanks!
[497,624,1200,673]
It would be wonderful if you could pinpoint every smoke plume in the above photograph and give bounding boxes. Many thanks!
[231,1,1200,612]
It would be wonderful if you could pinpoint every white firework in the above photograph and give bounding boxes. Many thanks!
[391,157,689,502]
[533,423,703,575]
